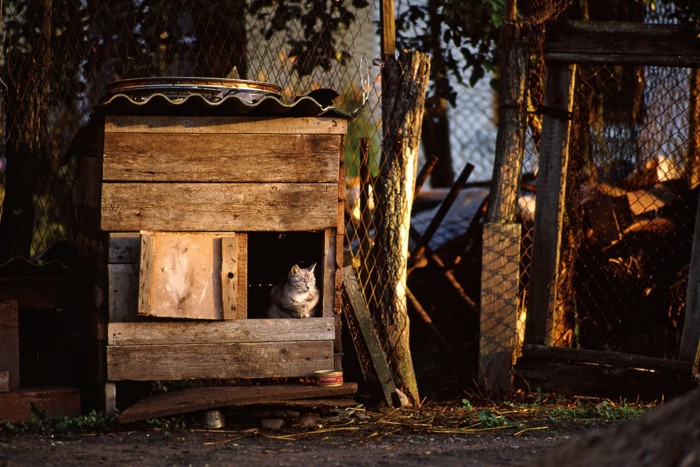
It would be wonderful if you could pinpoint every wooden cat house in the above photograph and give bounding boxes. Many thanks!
[76,78,349,413]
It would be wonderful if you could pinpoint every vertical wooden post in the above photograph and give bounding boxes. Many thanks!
[478,4,527,391]
[680,69,700,364]
[688,70,700,189]
[525,63,577,346]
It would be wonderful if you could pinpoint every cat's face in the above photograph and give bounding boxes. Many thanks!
[289,263,316,291]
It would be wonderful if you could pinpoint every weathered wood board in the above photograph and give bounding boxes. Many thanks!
[515,346,695,401]
[107,341,335,380]
[101,182,338,232]
[138,232,245,320]
[0,386,81,423]
[103,133,341,183]
[104,116,348,135]
[117,383,358,424]
[108,318,335,346]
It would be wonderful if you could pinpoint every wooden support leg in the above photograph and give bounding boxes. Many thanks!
[105,382,117,416]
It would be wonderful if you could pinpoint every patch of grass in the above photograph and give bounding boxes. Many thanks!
[476,409,514,428]
[0,408,116,435]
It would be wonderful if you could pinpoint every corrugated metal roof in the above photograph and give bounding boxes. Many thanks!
[95,91,355,119]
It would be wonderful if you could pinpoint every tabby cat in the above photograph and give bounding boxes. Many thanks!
[267,263,320,318]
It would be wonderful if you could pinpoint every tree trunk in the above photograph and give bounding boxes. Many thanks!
[372,50,430,406]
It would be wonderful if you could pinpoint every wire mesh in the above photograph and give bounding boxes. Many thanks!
[552,64,696,358]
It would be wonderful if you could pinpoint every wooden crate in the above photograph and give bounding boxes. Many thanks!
[79,115,347,408]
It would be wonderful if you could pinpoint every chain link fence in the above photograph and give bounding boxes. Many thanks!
[0,1,500,401]
[551,63,695,358]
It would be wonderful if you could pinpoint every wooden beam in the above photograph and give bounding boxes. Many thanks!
[117,383,358,424]
[107,341,335,381]
[525,63,577,346]
[105,116,348,135]
[679,184,700,362]
[0,387,81,423]
[101,182,338,232]
[108,317,336,346]
[545,21,700,67]
[103,133,341,183]
[342,266,398,407]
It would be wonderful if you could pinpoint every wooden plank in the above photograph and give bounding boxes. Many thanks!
[342,266,398,407]
[679,181,700,361]
[103,133,340,183]
[101,182,338,232]
[523,344,692,375]
[0,300,20,391]
[380,0,396,57]
[108,317,336,346]
[107,341,335,380]
[236,233,248,320]
[545,21,700,67]
[525,63,577,346]
[0,387,81,423]
[322,229,336,318]
[117,383,358,424]
[514,355,693,401]
[108,263,138,322]
[221,236,238,320]
[108,233,140,264]
[139,232,233,320]
[104,116,348,135]
[479,222,523,391]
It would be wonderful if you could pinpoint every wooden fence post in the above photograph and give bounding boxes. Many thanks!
[525,63,577,346]
[479,14,527,391]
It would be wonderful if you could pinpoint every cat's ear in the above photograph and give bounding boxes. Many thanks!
[291,264,301,274]
[309,263,316,273]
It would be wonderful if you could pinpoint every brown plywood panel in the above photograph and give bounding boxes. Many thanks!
[108,317,335,346]
[104,116,348,135]
[107,341,335,380]
[138,232,240,320]
[103,133,340,183]
[101,183,337,232]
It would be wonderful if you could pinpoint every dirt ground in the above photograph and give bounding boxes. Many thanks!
[0,397,637,467]
[0,425,587,466]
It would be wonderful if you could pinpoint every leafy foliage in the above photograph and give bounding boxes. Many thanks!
[395,0,505,105]
[249,0,370,76]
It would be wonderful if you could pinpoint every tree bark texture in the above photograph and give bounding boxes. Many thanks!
[371,50,430,406]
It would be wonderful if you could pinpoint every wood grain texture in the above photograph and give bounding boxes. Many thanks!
[525,63,576,346]
[101,182,337,232]
[545,21,700,66]
[107,341,335,380]
[104,116,348,134]
[139,232,236,320]
[0,387,81,423]
[117,383,358,424]
[108,317,336,345]
[103,133,340,183]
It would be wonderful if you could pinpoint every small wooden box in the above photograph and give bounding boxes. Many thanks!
[80,115,347,388]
